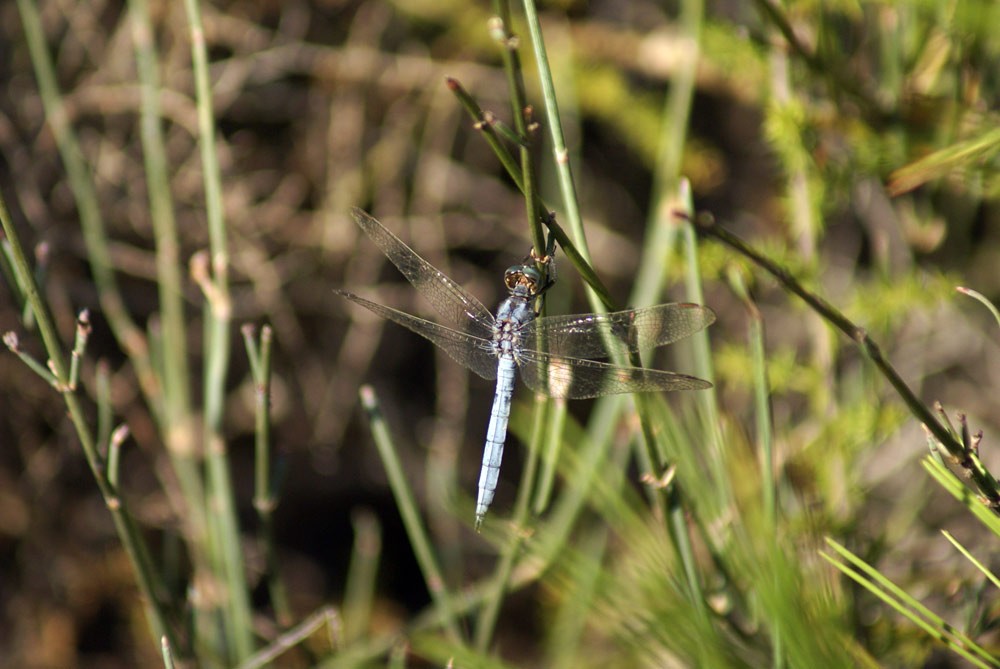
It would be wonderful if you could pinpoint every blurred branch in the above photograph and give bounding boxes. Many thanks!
[237,606,341,669]
[888,126,1000,196]
[181,0,253,659]
[752,0,892,123]
[243,324,292,626]
[691,211,1000,509]
[125,0,205,545]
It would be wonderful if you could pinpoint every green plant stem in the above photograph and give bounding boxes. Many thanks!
[516,397,549,522]
[738,276,776,525]
[236,606,340,669]
[633,175,714,616]
[4,336,57,385]
[824,538,998,668]
[127,0,192,426]
[0,180,180,655]
[663,481,707,617]
[125,0,205,546]
[478,0,719,638]
[662,187,719,619]
[317,545,546,669]
[16,0,160,409]
[474,523,527,652]
[96,361,113,451]
[519,0,598,304]
[958,287,1000,331]
[678,186,731,559]
[544,440,626,668]
[244,325,291,626]
[446,78,524,193]
[533,398,566,514]
[343,510,380,644]
[69,310,90,390]
[446,80,617,310]
[517,4,682,547]
[358,386,463,643]
[517,187,715,615]
[161,636,176,669]
[490,0,546,260]
[0,241,25,318]
[181,0,253,660]
[694,213,1000,507]
[730,268,781,665]
[747,302,778,528]
[530,394,623,562]
[107,425,127,489]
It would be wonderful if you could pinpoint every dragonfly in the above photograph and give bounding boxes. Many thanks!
[336,208,715,529]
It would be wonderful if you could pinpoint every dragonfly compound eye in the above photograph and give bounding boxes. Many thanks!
[504,265,535,290]
[521,266,542,286]
[504,265,541,293]
[503,267,519,289]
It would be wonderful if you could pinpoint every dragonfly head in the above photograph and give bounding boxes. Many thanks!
[504,264,543,297]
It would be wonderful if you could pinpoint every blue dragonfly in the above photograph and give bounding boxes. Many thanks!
[336,208,715,529]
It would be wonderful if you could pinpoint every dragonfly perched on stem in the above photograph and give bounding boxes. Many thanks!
[336,208,715,529]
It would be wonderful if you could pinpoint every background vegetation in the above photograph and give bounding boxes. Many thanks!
[1,0,999,666]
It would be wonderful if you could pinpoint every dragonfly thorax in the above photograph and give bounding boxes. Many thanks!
[492,282,537,360]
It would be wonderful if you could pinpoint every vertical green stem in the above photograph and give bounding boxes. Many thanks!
[533,399,567,514]
[742,292,776,527]
[181,0,253,660]
[125,0,207,567]
[343,510,381,644]
[127,0,192,425]
[519,0,597,310]
[518,7,708,614]
[490,0,547,262]
[359,386,463,643]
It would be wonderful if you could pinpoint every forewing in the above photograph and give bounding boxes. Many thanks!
[523,303,715,359]
[516,349,711,399]
[336,290,498,380]
[351,208,495,339]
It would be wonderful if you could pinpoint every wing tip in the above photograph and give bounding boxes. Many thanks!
[673,302,717,328]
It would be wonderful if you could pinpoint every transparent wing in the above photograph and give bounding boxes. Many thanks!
[351,208,495,339]
[516,349,711,399]
[336,290,498,380]
[522,303,715,359]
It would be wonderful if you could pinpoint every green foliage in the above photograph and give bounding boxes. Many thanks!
[4,0,1000,666]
